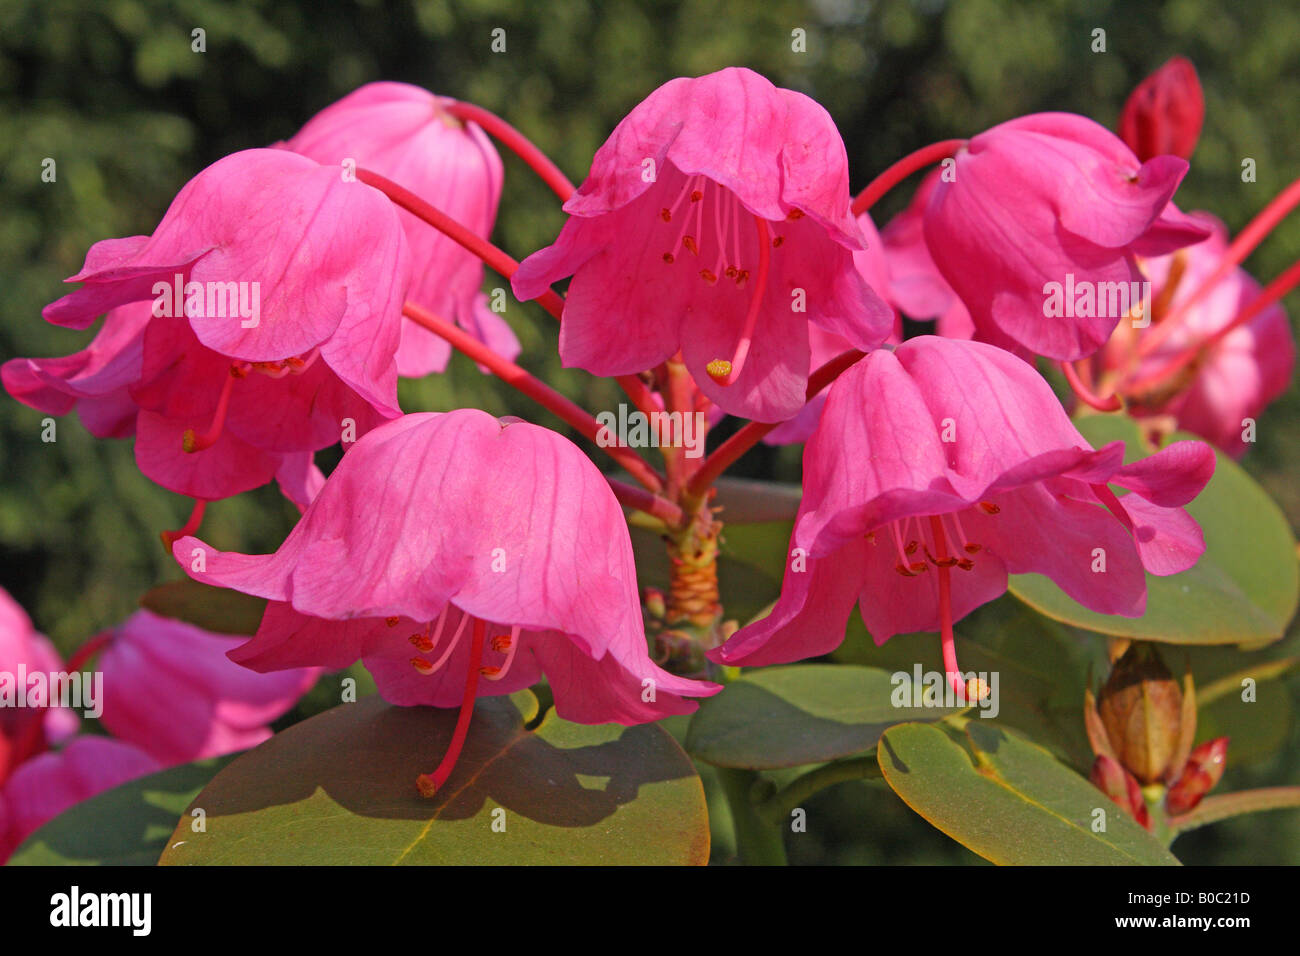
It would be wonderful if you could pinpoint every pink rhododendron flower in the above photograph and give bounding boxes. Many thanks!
[96,610,321,766]
[0,736,159,861]
[171,409,720,795]
[3,301,339,508]
[513,67,893,422]
[922,113,1209,360]
[1119,57,1205,162]
[286,81,517,377]
[1107,213,1294,457]
[711,337,1215,693]
[5,149,411,505]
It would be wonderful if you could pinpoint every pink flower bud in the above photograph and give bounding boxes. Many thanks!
[1090,754,1151,829]
[1166,737,1229,815]
[1119,57,1205,161]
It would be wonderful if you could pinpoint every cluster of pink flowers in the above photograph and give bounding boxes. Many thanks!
[4,58,1292,813]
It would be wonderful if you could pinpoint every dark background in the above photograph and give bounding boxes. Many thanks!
[2,0,1297,863]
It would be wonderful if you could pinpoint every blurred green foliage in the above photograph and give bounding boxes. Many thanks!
[2,0,1297,863]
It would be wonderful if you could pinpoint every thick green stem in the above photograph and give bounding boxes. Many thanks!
[717,768,787,866]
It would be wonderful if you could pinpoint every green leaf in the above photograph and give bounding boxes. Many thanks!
[7,757,233,866]
[684,664,964,769]
[878,721,1179,865]
[1009,414,1299,647]
[139,579,267,636]
[157,693,709,865]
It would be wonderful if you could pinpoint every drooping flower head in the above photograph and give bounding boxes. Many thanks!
[711,337,1215,697]
[5,149,411,505]
[96,610,321,766]
[921,113,1209,360]
[513,67,893,422]
[286,81,516,377]
[1119,57,1205,162]
[172,409,720,796]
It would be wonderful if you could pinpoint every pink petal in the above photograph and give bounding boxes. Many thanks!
[0,736,160,862]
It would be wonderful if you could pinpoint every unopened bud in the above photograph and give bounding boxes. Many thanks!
[1118,56,1204,161]
[1165,737,1229,816]
[1091,755,1151,830]
[1096,643,1184,784]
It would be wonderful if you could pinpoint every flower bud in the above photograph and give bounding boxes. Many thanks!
[1090,755,1151,830]
[1118,57,1205,161]
[1095,643,1185,784]
[1165,737,1229,816]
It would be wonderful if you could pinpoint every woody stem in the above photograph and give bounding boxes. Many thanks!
[851,139,966,216]
[357,168,658,420]
[402,302,667,496]
[443,101,576,202]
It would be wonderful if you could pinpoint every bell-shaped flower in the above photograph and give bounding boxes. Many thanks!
[922,113,1209,360]
[7,149,411,504]
[171,409,719,795]
[513,67,893,422]
[711,337,1215,695]
[96,610,320,766]
[286,81,516,377]
[1119,57,1205,162]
